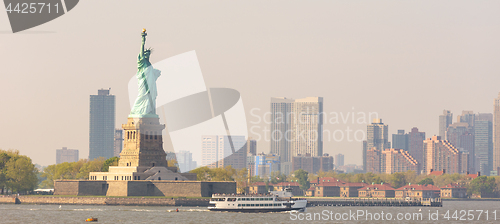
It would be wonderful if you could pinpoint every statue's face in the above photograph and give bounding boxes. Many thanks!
[144,50,151,57]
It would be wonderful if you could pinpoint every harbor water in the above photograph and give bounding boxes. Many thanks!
[1,200,499,223]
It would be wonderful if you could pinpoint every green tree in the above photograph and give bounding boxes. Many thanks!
[233,168,248,194]
[390,172,406,188]
[102,157,119,172]
[417,177,434,186]
[0,150,14,194]
[468,176,497,197]
[77,158,105,179]
[270,171,286,184]
[294,169,310,191]
[250,175,264,183]
[5,155,38,193]
[190,166,211,181]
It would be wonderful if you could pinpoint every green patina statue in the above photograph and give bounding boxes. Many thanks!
[129,29,161,118]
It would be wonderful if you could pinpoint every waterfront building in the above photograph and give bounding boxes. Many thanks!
[395,184,440,199]
[440,183,467,198]
[358,183,395,198]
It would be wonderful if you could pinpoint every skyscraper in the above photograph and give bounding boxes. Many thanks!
[246,138,257,156]
[56,147,79,164]
[89,89,115,160]
[408,127,425,168]
[439,110,453,139]
[475,113,493,175]
[457,111,475,128]
[364,118,390,172]
[446,122,474,173]
[494,93,500,173]
[270,96,323,174]
[392,129,408,151]
[335,153,344,167]
[290,97,324,158]
[270,97,294,171]
[176,150,197,173]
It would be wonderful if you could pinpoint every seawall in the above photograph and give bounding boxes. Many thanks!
[0,196,209,206]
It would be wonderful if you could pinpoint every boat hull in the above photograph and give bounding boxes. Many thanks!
[208,207,305,213]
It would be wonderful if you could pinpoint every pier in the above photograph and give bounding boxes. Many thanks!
[307,198,442,207]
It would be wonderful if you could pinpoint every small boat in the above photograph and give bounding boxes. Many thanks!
[85,217,98,222]
[208,188,307,213]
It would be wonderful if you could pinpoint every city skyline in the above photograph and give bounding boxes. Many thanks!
[1,1,499,166]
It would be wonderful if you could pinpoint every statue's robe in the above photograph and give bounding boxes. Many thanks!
[130,54,161,116]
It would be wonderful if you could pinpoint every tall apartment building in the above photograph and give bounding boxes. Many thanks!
[494,93,500,173]
[270,97,294,172]
[291,153,333,174]
[56,147,79,164]
[382,148,419,174]
[270,97,323,174]
[366,147,381,173]
[423,136,464,174]
[246,138,257,156]
[392,130,408,151]
[290,97,324,158]
[363,118,390,173]
[247,153,280,177]
[408,127,425,167]
[475,113,493,175]
[335,153,344,167]
[89,89,115,160]
[113,129,124,157]
[457,111,475,128]
[439,110,453,139]
[446,123,474,173]
[201,135,246,169]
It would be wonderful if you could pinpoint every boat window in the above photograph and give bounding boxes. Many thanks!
[251,198,254,201]
[250,204,254,207]
[227,198,236,202]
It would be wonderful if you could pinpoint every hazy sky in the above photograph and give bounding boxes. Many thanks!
[1,1,499,166]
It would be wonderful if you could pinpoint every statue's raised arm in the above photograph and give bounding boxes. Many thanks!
[140,29,147,58]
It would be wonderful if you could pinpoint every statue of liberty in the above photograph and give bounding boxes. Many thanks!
[130,29,161,118]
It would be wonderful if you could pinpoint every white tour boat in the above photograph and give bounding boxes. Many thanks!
[208,188,307,212]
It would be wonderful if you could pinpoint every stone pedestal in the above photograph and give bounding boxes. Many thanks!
[118,117,168,168]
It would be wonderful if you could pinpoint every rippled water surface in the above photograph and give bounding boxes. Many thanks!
[1,201,500,223]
